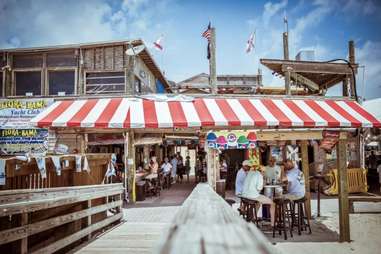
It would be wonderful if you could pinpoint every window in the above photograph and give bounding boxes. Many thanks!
[135,78,142,93]
[49,71,75,95]
[47,51,76,67]
[15,71,41,96]
[13,54,42,68]
[85,72,125,94]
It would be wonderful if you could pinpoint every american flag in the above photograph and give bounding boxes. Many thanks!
[202,22,211,41]
[202,22,212,59]
[153,36,163,51]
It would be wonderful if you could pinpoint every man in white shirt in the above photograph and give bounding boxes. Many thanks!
[235,160,250,196]
[161,157,172,176]
[283,159,305,200]
[264,156,282,184]
[242,164,275,226]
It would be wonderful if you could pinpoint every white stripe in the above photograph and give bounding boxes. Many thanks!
[226,99,253,126]
[203,99,228,126]
[292,100,327,126]
[155,101,173,128]
[335,101,372,127]
[249,99,279,126]
[273,100,304,126]
[81,99,111,128]
[51,100,87,127]
[108,98,131,128]
[316,101,351,127]
[30,101,61,125]
[181,101,201,127]
[129,99,145,128]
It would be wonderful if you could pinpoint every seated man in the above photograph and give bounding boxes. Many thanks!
[241,163,275,226]
[264,156,282,184]
[235,160,250,196]
[283,159,305,200]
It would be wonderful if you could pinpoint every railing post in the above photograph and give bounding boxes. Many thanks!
[20,213,28,254]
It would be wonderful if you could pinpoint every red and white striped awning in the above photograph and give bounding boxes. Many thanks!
[31,97,381,129]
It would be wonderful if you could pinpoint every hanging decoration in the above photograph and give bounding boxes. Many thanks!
[82,156,90,172]
[75,155,82,172]
[206,130,257,150]
[35,156,47,178]
[51,156,62,176]
[0,159,5,185]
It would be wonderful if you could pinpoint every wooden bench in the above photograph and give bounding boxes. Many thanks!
[154,183,277,254]
[348,195,381,213]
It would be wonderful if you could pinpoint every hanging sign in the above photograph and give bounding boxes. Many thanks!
[206,130,257,150]
[0,99,53,128]
[0,128,48,154]
[320,130,340,152]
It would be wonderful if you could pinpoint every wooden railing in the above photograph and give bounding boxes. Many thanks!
[0,183,123,254]
[1,153,111,191]
[155,183,277,254]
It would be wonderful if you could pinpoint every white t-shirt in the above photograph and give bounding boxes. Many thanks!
[161,162,172,174]
[286,167,305,198]
[242,171,264,199]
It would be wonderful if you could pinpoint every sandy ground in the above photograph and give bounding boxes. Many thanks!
[273,198,381,254]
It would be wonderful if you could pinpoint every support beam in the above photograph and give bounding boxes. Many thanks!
[342,76,349,97]
[336,138,350,242]
[283,32,289,60]
[290,72,319,91]
[285,70,291,95]
[127,132,136,202]
[301,140,311,220]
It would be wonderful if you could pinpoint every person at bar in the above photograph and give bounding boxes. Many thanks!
[282,159,305,201]
[264,156,282,184]
[241,162,275,227]
[235,160,250,196]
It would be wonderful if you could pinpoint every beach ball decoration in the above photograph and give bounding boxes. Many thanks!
[247,132,257,149]
[206,132,217,148]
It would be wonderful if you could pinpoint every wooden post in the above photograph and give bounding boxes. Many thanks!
[337,138,350,242]
[209,27,217,95]
[342,76,349,97]
[285,69,291,95]
[126,52,135,95]
[283,32,289,60]
[20,213,28,254]
[123,132,128,201]
[348,40,356,99]
[85,200,92,240]
[207,148,217,190]
[127,132,136,202]
[301,140,311,219]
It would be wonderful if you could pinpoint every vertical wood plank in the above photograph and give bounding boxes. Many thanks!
[20,213,28,254]
[301,140,311,219]
[209,28,217,94]
[337,138,350,242]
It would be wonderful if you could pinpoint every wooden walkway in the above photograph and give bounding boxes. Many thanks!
[76,204,180,253]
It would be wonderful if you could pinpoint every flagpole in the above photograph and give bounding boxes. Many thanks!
[209,27,217,94]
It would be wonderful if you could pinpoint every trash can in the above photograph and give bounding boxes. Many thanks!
[216,179,226,199]
[136,181,146,201]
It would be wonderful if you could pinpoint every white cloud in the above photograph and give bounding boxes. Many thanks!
[262,0,287,26]
[356,40,381,99]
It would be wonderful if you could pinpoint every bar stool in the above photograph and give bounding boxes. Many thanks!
[240,197,260,226]
[273,197,293,240]
[291,197,312,235]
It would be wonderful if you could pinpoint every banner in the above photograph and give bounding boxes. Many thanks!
[206,130,257,150]
[0,99,53,128]
[0,128,48,154]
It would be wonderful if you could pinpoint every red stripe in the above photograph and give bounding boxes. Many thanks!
[143,100,158,128]
[345,101,381,127]
[37,101,73,127]
[304,100,340,127]
[66,99,98,127]
[239,99,267,126]
[168,101,188,128]
[283,100,315,127]
[193,99,215,126]
[123,109,131,128]
[261,99,292,127]
[94,98,122,128]
[215,99,240,126]
[325,100,362,128]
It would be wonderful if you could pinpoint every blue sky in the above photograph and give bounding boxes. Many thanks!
[1,0,380,99]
